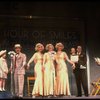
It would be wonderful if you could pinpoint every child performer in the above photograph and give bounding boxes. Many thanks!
[0,50,8,91]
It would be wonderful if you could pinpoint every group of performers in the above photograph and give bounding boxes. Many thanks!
[0,42,89,98]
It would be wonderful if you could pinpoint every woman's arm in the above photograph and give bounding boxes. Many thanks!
[64,52,75,69]
[43,53,47,69]
[27,53,36,69]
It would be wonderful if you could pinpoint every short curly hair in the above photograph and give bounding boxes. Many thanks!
[35,43,44,51]
[45,44,54,51]
[55,42,64,50]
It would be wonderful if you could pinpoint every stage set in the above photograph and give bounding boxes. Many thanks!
[0,1,100,99]
[0,92,100,99]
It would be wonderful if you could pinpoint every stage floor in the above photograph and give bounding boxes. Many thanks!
[22,95,100,99]
[0,91,100,99]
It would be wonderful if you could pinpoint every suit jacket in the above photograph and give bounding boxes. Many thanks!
[13,52,27,75]
[74,52,87,70]
[78,52,87,66]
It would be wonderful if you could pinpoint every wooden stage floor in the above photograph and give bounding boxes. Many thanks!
[21,95,100,99]
[0,91,100,99]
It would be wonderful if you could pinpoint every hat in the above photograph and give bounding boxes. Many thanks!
[14,44,22,49]
[0,50,7,57]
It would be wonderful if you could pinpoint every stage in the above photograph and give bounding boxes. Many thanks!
[0,91,100,99]
[13,96,100,99]
[1,96,100,99]
[23,96,100,99]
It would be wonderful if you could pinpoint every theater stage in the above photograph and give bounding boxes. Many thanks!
[0,91,100,99]
[23,96,100,99]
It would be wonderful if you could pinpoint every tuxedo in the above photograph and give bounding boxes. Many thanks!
[73,52,88,96]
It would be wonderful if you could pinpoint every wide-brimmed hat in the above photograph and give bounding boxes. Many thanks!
[0,50,7,57]
[14,44,22,49]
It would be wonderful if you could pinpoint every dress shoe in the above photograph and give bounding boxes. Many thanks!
[85,94,89,97]
[19,97,23,99]
[32,95,35,98]
[0,88,2,91]
[76,95,82,97]
[2,88,5,91]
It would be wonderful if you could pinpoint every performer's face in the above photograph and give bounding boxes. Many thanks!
[15,47,21,54]
[38,46,43,52]
[71,48,76,54]
[48,46,54,51]
[58,46,63,51]
[77,46,82,53]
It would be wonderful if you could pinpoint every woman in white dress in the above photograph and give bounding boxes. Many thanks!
[55,43,75,96]
[0,50,8,91]
[27,43,44,98]
[43,44,56,96]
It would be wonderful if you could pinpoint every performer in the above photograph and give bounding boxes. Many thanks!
[94,57,100,65]
[43,44,56,97]
[0,50,8,91]
[70,47,79,64]
[70,48,77,57]
[27,43,44,98]
[55,43,75,96]
[73,46,88,97]
[11,44,27,98]
[70,47,78,94]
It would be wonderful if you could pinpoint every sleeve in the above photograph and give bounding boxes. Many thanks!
[0,59,3,71]
[22,54,27,67]
[78,53,87,66]
[82,53,87,65]
[27,53,36,66]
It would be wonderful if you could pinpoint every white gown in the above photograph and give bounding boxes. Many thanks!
[56,52,71,96]
[28,52,43,96]
[43,51,56,96]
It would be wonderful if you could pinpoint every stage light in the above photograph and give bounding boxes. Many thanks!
[29,16,32,19]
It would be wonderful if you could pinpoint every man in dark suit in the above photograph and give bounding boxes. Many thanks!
[73,46,88,97]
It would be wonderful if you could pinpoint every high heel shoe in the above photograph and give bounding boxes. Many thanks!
[32,95,35,98]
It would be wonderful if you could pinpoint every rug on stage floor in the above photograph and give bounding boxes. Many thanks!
[0,91,12,99]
